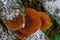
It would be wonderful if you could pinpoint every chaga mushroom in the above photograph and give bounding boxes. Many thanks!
[16,8,41,39]
[38,12,51,31]
[5,13,24,30]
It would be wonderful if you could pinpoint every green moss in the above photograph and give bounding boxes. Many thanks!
[53,33,60,40]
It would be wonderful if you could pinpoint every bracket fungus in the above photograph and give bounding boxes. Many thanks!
[38,12,51,31]
[16,8,41,39]
[5,13,24,30]
[5,8,51,39]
